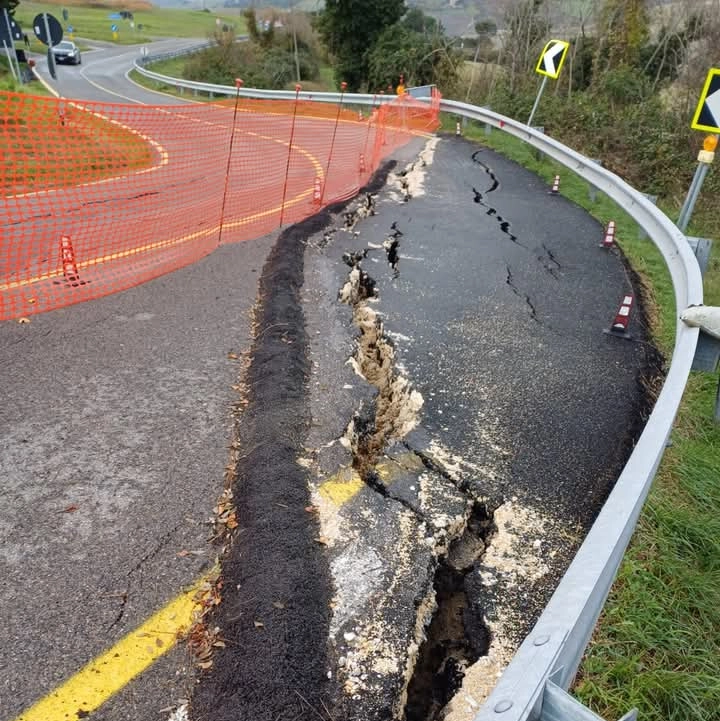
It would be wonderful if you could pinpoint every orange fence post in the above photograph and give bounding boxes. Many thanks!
[321,81,347,204]
[279,84,302,228]
[218,78,244,245]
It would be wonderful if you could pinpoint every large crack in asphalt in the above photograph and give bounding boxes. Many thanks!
[329,152,513,721]
[471,149,562,322]
[339,254,423,479]
[405,503,496,721]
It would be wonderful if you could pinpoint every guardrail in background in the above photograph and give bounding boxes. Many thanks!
[135,36,249,76]
[0,88,439,320]
[129,65,708,721]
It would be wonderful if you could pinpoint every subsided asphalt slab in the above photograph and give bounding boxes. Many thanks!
[289,134,657,720]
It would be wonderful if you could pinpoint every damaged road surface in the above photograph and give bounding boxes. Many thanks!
[191,136,658,721]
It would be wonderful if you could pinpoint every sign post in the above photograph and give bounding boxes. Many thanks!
[33,12,63,83]
[1,9,23,82]
[528,39,569,126]
[678,68,720,232]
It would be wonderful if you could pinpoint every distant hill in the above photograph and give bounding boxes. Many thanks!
[148,0,496,34]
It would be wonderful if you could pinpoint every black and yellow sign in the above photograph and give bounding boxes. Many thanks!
[535,39,570,80]
[691,68,720,133]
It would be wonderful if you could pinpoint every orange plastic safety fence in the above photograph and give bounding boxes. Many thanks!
[1,88,440,320]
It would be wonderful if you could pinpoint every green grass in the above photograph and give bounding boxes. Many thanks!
[446,115,720,721]
[0,56,53,95]
[14,2,245,46]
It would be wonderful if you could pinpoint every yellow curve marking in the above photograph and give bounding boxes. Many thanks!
[318,452,423,506]
[13,579,204,721]
[9,453,421,719]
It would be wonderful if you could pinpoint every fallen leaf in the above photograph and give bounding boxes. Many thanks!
[18,317,30,324]
[27,298,36,304]
[177,549,190,558]
[304,506,317,513]
[213,640,226,648]
[227,352,238,360]
[155,637,164,647]
[60,504,79,513]
[254,620,264,629]
[272,601,285,609]
[198,660,213,669]
[315,536,329,546]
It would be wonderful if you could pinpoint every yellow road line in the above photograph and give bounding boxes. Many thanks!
[319,466,365,506]
[11,453,417,719]
[13,580,204,721]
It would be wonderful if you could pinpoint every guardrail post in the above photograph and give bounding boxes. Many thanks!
[539,681,638,721]
[685,236,713,276]
[531,126,545,161]
[588,159,603,202]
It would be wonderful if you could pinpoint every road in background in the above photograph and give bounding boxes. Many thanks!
[34,38,201,104]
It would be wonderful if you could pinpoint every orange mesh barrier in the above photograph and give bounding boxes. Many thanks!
[0,88,440,320]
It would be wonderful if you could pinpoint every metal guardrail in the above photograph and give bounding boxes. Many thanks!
[136,36,248,71]
[129,66,705,721]
[137,40,214,66]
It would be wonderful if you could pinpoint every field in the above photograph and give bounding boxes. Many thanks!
[14,0,245,46]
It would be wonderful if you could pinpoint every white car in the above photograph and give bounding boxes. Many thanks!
[52,40,81,65]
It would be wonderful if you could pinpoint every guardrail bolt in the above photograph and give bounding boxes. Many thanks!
[494,700,514,713]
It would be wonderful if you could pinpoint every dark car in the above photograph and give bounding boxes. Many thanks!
[52,40,81,65]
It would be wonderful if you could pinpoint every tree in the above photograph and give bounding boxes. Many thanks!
[403,8,440,36]
[366,22,461,94]
[318,0,406,90]
[593,0,649,76]
[500,0,551,92]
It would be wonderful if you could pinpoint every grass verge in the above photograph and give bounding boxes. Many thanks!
[446,114,720,721]
[1,92,154,194]
[129,55,337,100]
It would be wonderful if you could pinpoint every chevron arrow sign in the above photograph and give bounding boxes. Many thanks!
[535,39,570,80]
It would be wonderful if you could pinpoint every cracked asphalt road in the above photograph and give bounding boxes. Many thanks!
[1,132,657,721]
[297,134,656,720]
